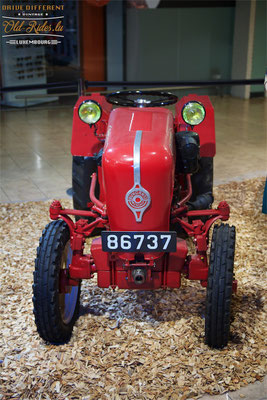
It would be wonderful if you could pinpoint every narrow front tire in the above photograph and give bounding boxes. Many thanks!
[205,224,236,349]
[33,220,80,344]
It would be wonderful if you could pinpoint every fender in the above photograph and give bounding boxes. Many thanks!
[71,93,112,157]
[175,94,216,157]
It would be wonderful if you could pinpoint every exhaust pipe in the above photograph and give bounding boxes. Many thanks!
[132,268,146,285]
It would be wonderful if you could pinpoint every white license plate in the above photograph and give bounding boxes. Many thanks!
[101,231,176,252]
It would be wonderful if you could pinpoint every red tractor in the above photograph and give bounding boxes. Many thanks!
[33,90,236,348]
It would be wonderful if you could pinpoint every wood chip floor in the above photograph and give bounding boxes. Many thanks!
[0,178,266,399]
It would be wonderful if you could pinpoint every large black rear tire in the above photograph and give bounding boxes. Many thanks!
[205,224,236,349]
[72,156,103,235]
[33,220,80,344]
[72,156,98,221]
[187,157,214,214]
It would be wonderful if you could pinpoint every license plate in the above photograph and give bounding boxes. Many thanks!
[101,231,177,252]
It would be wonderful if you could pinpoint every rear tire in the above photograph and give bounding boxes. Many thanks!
[72,156,98,221]
[187,157,214,224]
[205,224,236,348]
[33,220,80,344]
[72,156,103,235]
[190,157,214,206]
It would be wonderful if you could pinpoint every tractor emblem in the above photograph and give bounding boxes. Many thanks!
[125,130,151,222]
[126,183,151,222]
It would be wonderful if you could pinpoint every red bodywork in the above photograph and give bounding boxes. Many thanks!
[103,107,174,232]
[71,93,112,156]
[175,94,216,157]
[52,93,237,292]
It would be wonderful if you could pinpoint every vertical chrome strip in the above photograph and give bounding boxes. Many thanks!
[133,130,142,185]
[125,129,151,222]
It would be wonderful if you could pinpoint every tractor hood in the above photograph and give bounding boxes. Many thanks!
[102,107,175,231]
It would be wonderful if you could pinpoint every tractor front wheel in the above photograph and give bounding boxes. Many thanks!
[205,223,236,348]
[33,220,80,344]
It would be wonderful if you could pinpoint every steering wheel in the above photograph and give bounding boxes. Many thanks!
[106,90,178,108]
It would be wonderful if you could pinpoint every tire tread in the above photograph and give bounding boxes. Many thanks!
[32,220,80,344]
[205,223,236,348]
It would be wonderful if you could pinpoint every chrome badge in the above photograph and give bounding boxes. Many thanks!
[125,130,151,222]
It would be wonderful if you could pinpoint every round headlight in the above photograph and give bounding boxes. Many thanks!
[182,101,205,125]
[78,101,101,125]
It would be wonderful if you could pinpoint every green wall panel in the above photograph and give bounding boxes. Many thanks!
[126,6,235,92]
[251,0,267,93]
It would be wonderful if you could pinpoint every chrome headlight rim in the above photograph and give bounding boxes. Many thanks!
[182,101,206,126]
[78,100,102,125]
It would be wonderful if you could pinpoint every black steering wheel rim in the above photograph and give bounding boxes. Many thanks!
[106,90,178,108]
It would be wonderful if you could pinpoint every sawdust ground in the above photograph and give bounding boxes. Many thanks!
[0,177,266,399]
